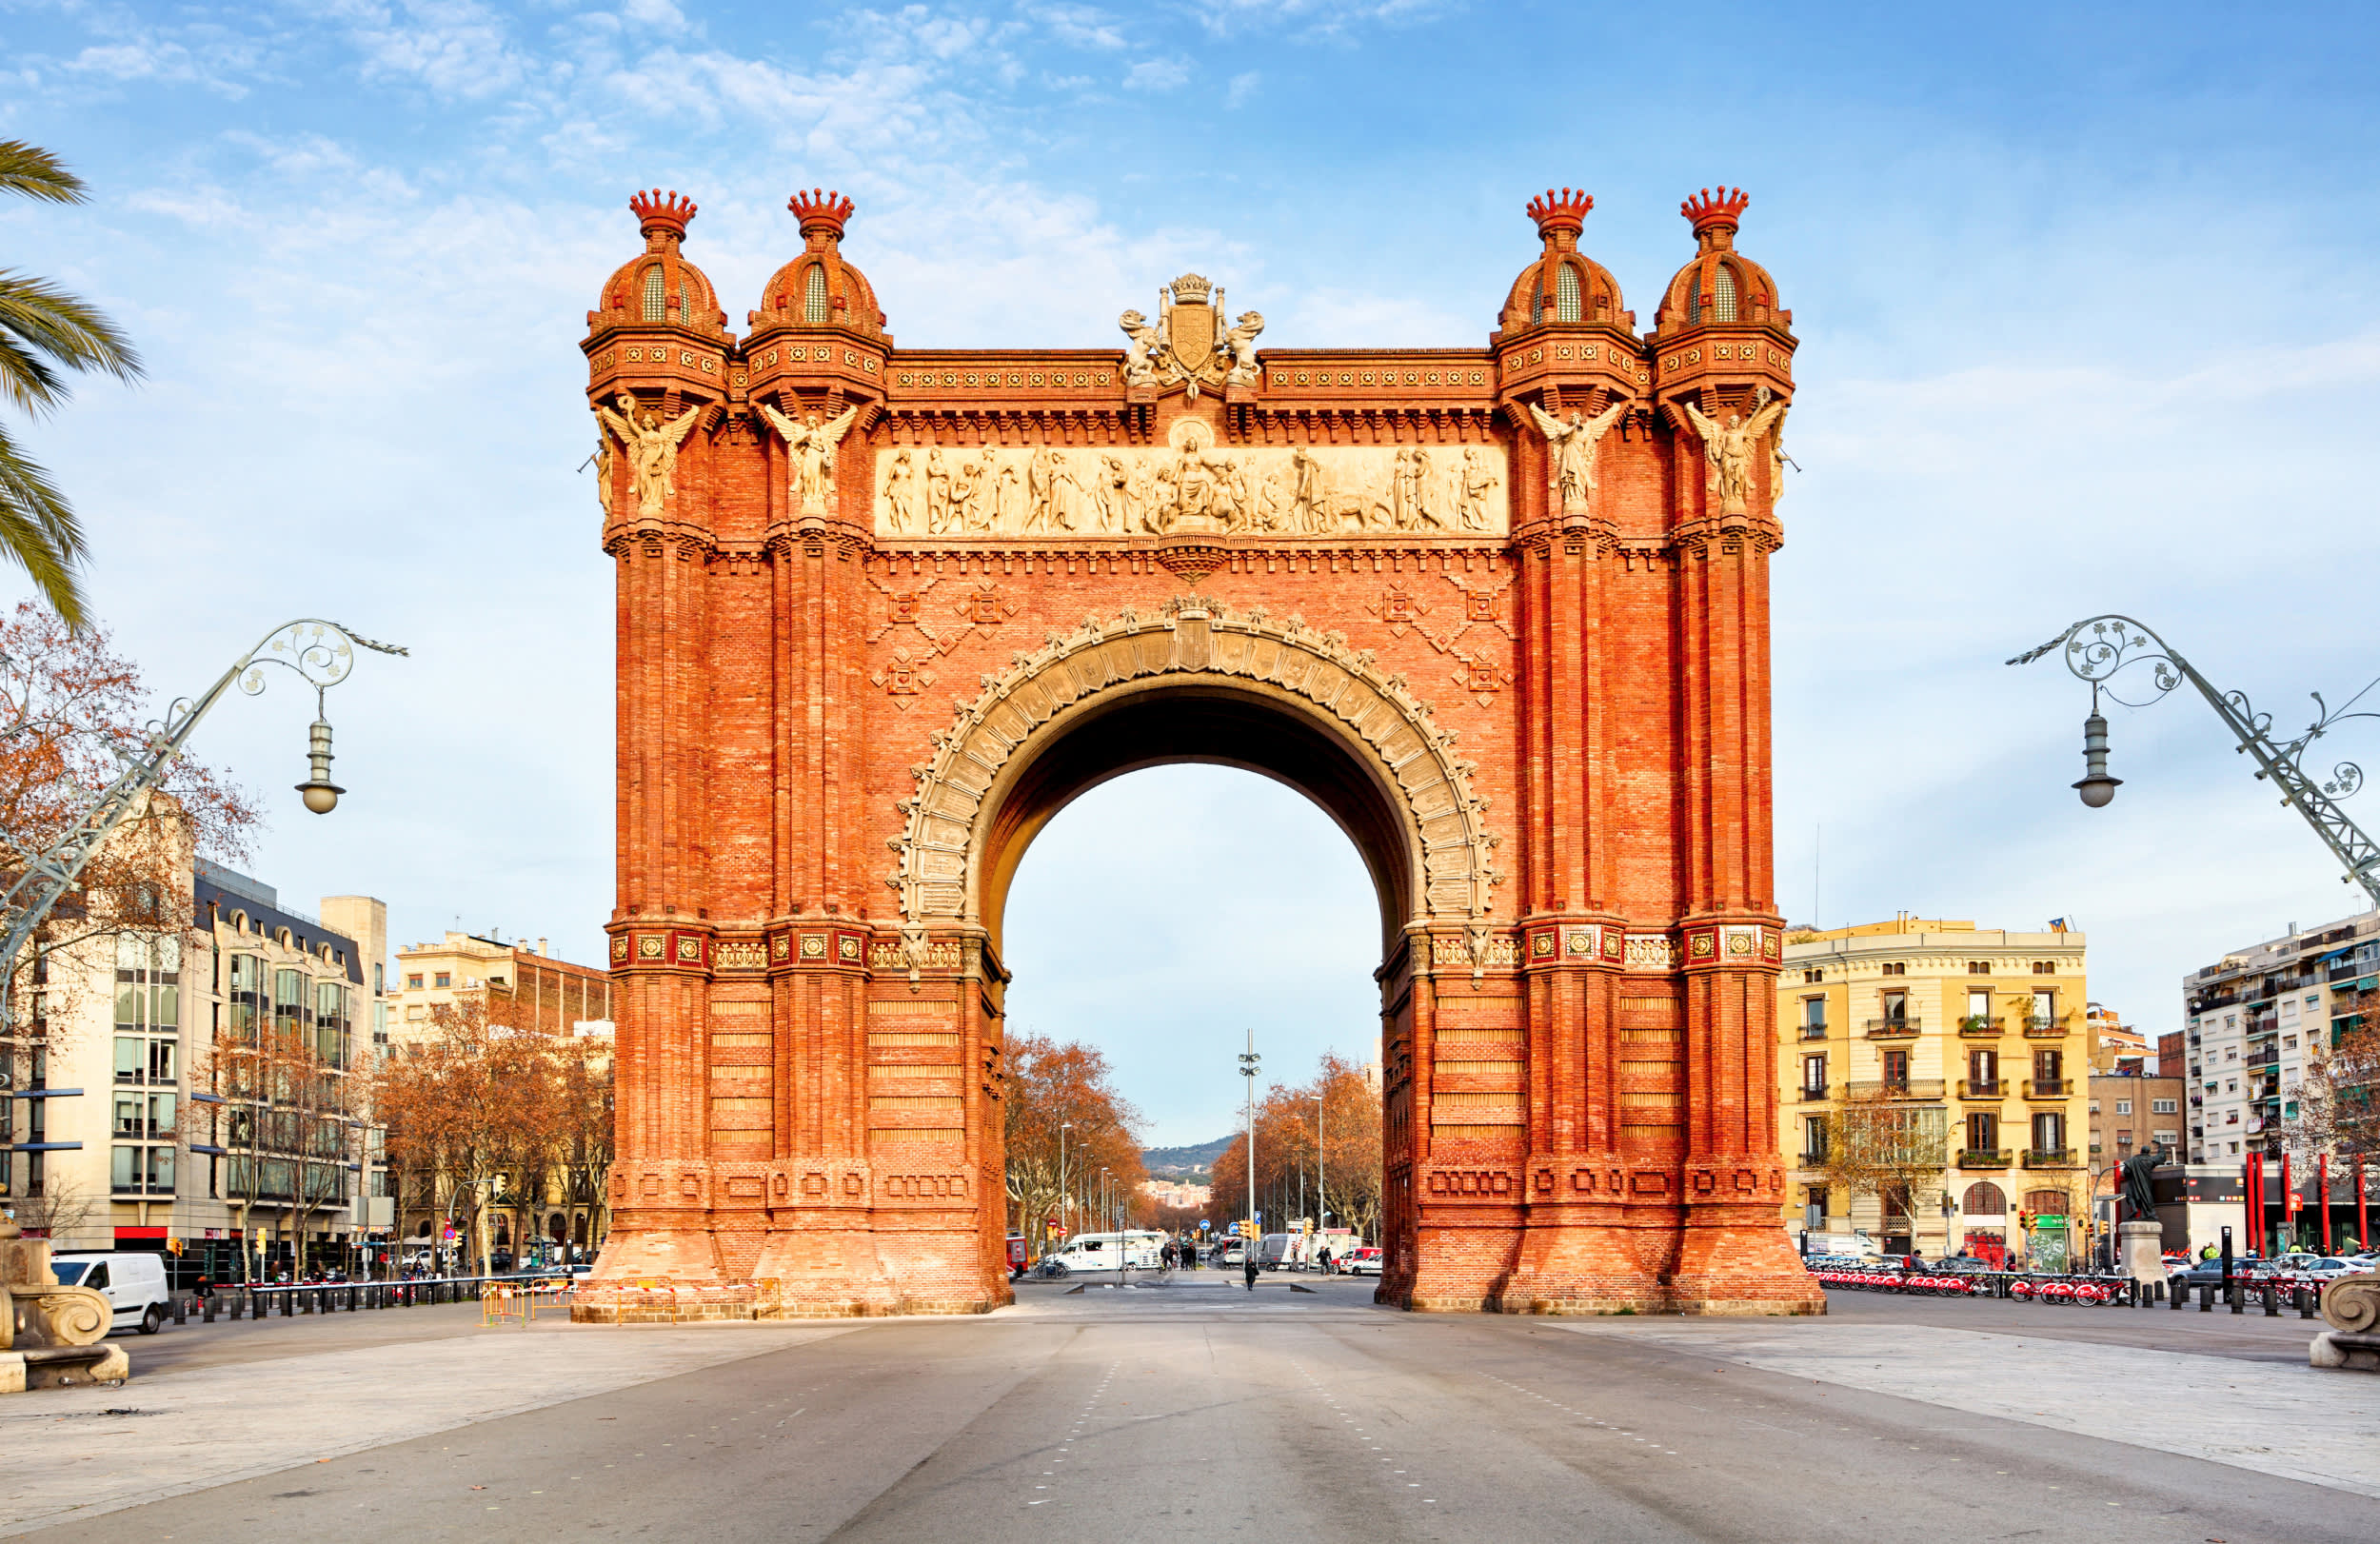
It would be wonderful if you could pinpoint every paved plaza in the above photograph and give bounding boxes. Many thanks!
[4,1279,2374,1541]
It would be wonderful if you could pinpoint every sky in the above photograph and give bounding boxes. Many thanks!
[6,1,2380,1144]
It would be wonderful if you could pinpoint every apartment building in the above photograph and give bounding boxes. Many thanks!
[388,931,612,1041]
[2179,909,2380,1165]
[1779,916,2091,1267]
[1,841,393,1281]
[2085,1002,2149,1076]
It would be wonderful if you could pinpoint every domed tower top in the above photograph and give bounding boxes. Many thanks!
[589,189,727,336]
[1499,188,1628,333]
[1655,188,1786,333]
[752,188,886,337]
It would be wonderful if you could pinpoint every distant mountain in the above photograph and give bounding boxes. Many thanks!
[1142,1135,1235,1176]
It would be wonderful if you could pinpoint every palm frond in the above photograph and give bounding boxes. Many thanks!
[0,270,144,415]
[0,141,89,205]
[0,423,88,629]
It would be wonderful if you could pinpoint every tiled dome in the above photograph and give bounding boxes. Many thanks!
[752,189,885,337]
[590,189,727,335]
[1499,188,1627,332]
[1655,188,1784,333]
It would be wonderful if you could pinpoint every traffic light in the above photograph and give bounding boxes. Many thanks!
[2018,1209,2034,1231]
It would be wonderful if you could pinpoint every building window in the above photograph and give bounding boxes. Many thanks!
[2031,960,2055,975]
[2033,1047,2063,1086]
[1969,1047,1998,1089]
[1881,961,1907,977]
[1803,1116,1827,1161]
[1555,263,1581,323]
[2031,1111,2065,1154]
[1801,997,1826,1033]
[803,265,829,325]
[1801,1054,1826,1095]
[1803,968,1824,983]
[2152,1098,2176,1115]
[1882,1048,1911,1088]
[1962,1180,2006,1216]
[1966,1111,1997,1154]
[434,973,451,989]
[1881,989,1908,1024]
[1713,262,1737,322]
[407,974,423,990]
[1964,987,1992,1031]
[642,264,666,322]
[2114,1099,2132,1116]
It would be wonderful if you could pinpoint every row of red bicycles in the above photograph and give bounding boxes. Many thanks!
[1807,1265,2131,1303]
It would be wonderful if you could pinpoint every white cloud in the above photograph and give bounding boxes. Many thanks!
[1032,4,1128,49]
[1122,56,1191,91]
[343,0,530,99]
[1226,69,1259,107]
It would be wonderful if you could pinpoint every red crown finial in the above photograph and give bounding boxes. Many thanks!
[628,188,697,240]
[789,188,856,238]
[1525,187,1594,239]
[1681,187,1751,234]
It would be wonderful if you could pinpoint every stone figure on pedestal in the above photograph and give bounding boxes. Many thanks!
[1525,396,1631,514]
[1680,386,1788,517]
[760,401,862,513]
[597,393,702,520]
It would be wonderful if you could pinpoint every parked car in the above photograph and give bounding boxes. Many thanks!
[2171,1259,2278,1290]
[50,1251,172,1336]
[1346,1247,1383,1277]
[1932,1256,1993,1274]
[2291,1257,2363,1281]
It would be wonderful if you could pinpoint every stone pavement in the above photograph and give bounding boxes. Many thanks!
[4,1279,2374,1542]
[0,1316,856,1536]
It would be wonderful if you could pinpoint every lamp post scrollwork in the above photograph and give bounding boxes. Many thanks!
[0,618,407,1035]
[2011,614,2380,906]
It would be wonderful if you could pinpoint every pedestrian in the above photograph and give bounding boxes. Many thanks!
[1161,1240,1178,1271]
[1243,1247,1259,1293]
[1318,1245,1334,1277]
[193,1276,212,1301]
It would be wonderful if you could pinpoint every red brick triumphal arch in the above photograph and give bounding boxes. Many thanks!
[575,183,1824,1319]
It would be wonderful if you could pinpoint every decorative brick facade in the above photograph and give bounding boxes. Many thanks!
[575,184,1823,1318]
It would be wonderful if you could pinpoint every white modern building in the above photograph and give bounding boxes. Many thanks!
[2181,909,2380,1164]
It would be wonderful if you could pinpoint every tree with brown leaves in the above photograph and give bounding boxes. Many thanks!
[1211,1053,1385,1242]
[1002,1032,1144,1257]
[2298,985,2380,1162]
[0,604,257,1044]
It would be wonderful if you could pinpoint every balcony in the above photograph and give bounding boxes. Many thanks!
[2024,1079,2071,1099]
[1957,1079,2004,1099]
[1798,1025,1829,1041]
[1797,1084,1830,1102]
[2021,1017,2070,1039]
[1865,1018,1920,1039]
[1956,1148,2013,1169]
[1848,1079,1946,1100]
[1957,1017,2003,1039]
[2022,1148,2077,1168]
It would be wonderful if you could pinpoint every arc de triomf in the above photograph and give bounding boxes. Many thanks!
[577,182,1823,1318]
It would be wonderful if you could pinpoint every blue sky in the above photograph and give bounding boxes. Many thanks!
[6,2,2379,1142]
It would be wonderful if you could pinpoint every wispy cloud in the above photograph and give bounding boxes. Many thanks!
[1123,56,1191,91]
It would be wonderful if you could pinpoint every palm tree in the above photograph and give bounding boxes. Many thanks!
[2,140,142,629]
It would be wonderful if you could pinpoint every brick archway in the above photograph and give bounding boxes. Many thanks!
[577,187,1824,1319]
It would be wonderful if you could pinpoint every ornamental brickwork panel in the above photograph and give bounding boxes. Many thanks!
[574,182,1823,1319]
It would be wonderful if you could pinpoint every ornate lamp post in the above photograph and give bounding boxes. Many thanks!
[0,619,406,1038]
[2011,614,2380,905]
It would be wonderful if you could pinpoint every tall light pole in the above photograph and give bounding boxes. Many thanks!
[1058,1120,1071,1256]
[2011,614,2380,903]
[1239,1030,1260,1258]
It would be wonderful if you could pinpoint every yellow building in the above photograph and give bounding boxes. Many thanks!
[1778,916,2091,1267]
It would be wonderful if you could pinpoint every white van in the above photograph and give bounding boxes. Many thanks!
[1797,1231,1881,1261]
[50,1252,173,1335]
[1043,1231,1163,1275]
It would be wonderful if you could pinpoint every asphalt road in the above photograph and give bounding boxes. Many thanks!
[30,1277,2377,1543]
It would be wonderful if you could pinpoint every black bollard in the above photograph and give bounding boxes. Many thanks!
[2263,1284,2280,1316]
[2229,1282,2244,1315]
[2199,1282,2212,1312]
[2299,1287,2319,1320]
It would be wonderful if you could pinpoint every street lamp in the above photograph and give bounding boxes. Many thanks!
[2011,614,2379,903]
[0,619,406,1034]
[1239,1030,1260,1269]
[1057,1120,1072,1257]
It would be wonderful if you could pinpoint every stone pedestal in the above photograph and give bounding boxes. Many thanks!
[2117,1219,2166,1284]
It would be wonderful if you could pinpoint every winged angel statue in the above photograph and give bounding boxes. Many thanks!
[1679,386,1789,516]
[759,402,863,513]
[596,393,702,520]
[1524,396,1632,513]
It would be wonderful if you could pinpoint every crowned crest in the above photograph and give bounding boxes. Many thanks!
[1121,273,1261,400]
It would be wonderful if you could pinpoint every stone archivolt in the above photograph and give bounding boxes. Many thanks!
[890,599,1503,964]
[580,183,1819,1322]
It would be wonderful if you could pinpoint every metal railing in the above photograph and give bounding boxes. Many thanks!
[1848,1078,1946,1099]
[2022,1147,2076,1167]
[1958,1079,2004,1099]
[1956,1148,2013,1168]
[2025,1079,2070,1099]
[1958,1018,2003,1038]
[1797,1083,1831,1101]
[1865,1018,1920,1038]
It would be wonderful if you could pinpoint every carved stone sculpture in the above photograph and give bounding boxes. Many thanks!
[1680,386,1788,517]
[1,1216,128,1392]
[597,393,703,520]
[1118,309,1161,386]
[1525,397,1631,514]
[760,401,862,513]
[1222,309,1265,383]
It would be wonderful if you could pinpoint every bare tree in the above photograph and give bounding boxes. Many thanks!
[2298,984,2380,1161]
[4,1172,94,1239]
[1814,1088,1949,1238]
